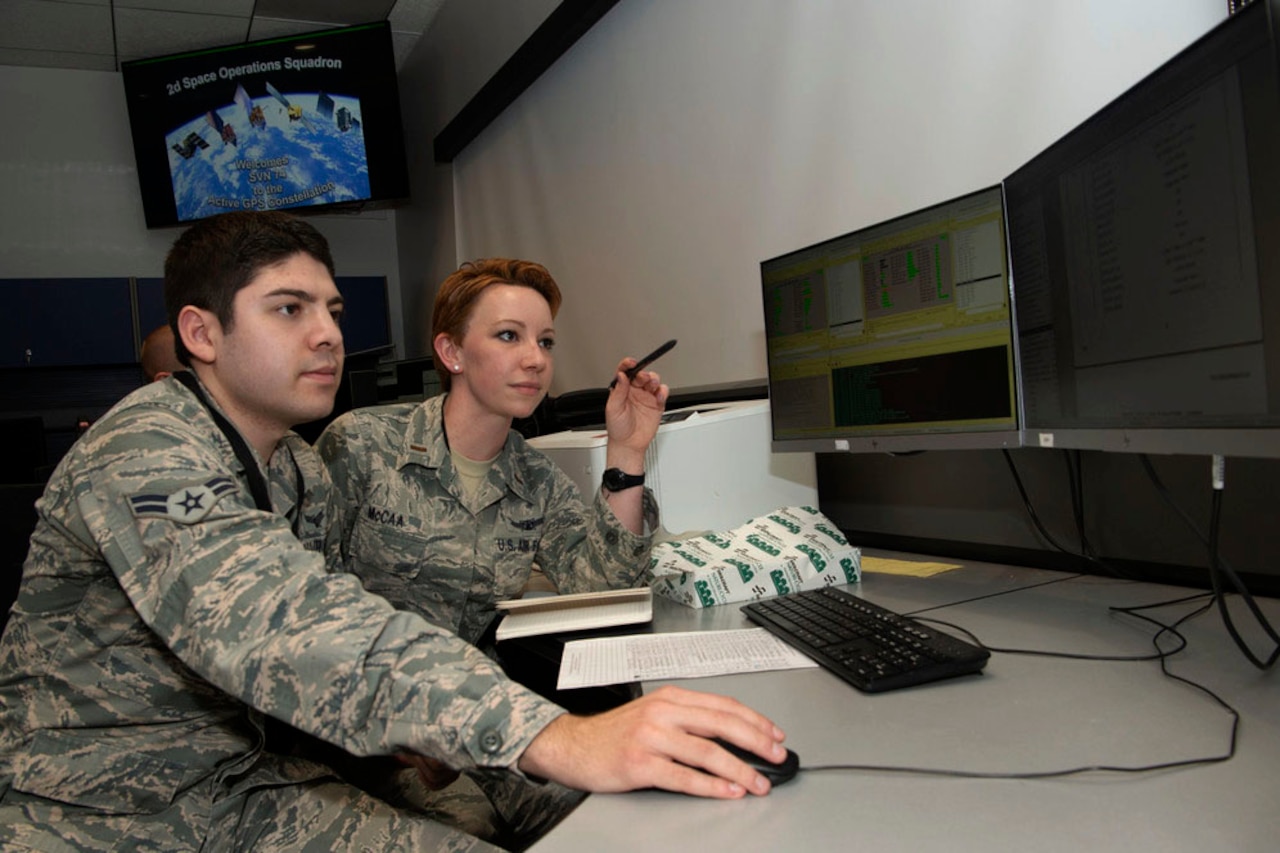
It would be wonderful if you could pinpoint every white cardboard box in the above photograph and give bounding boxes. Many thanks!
[528,399,818,534]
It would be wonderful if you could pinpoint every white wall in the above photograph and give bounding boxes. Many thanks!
[394,0,562,357]
[432,0,1280,580]
[449,0,1225,394]
[0,65,407,358]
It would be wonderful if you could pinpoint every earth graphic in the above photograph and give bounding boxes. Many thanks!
[165,91,371,221]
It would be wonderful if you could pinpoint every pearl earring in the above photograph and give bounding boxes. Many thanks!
[453,364,461,372]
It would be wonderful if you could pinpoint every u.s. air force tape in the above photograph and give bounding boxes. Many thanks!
[128,476,237,524]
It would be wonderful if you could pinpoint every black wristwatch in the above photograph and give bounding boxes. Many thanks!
[602,467,645,492]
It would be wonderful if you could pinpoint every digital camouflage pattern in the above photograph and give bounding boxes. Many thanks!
[0,377,566,850]
[316,395,658,645]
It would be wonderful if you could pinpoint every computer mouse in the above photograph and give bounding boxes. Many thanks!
[711,737,800,786]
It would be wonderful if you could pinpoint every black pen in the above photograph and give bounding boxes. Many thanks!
[609,339,677,389]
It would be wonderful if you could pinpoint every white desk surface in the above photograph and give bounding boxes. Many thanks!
[532,551,1280,852]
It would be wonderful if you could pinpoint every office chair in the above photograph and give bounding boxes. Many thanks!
[0,482,42,634]
[549,388,609,431]
[512,388,609,438]
[0,417,47,485]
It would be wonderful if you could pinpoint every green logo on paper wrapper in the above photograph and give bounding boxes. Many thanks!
[675,549,706,567]
[704,532,731,549]
[746,534,780,556]
[815,523,848,546]
[840,557,858,583]
[769,569,791,595]
[796,543,826,572]
[768,514,801,535]
[695,580,716,608]
[726,558,754,582]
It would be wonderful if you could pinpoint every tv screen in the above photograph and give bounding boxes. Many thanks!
[121,21,410,229]
[1004,0,1280,459]
[759,185,1021,454]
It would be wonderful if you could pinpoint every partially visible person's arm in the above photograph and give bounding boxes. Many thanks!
[531,447,654,595]
[82,404,564,776]
[314,410,372,568]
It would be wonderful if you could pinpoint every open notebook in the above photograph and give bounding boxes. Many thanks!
[494,588,653,642]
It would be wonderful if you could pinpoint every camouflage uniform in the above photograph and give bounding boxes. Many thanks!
[314,395,657,846]
[0,377,565,851]
[315,394,658,646]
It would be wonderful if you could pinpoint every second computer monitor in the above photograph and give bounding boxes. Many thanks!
[760,185,1021,454]
[1004,0,1280,459]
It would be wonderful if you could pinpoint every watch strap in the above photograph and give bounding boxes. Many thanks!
[602,467,645,491]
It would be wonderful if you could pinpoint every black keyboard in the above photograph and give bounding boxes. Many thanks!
[741,586,990,693]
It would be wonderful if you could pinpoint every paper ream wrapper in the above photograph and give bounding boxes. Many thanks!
[649,506,861,609]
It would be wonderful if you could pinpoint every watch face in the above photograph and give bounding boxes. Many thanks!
[603,468,644,490]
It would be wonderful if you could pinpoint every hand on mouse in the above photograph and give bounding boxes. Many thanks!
[517,684,787,799]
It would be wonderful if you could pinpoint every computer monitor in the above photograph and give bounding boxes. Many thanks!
[337,276,393,358]
[1004,0,1280,459]
[759,185,1020,453]
[394,357,440,400]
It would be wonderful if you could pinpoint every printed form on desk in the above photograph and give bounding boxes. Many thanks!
[557,628,818,690]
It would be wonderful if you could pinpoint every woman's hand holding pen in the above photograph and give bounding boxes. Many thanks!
[600,355,667,535]
[604,355,669,460]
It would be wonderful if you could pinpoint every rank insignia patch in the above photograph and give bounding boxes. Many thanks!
[128,476,238,523]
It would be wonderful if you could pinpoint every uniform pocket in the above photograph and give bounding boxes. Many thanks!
[11,728,186,815]
[348,515,427,584]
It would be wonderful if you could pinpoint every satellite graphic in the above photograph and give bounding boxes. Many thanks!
[164,83,371,221]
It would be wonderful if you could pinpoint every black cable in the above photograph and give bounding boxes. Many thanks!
[1002,449,1127,579]
[902,572,1086,617]
[798,590,1240,780]
[1002,449,1078,558]
[1139,454,1278,669]
[915,613,1183,662]
[1208,488,1280,669]
[791,455,1264,781]
[1064,449,1095,558]
[1138,455,1212,548]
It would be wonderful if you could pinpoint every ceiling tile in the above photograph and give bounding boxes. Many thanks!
[0,46,117,72]
[114,0,253,13]
[0,0,114,54]
[0,0,441,73]
[245,17,346,43]
[114,7,251,61]
[257,0,395,26]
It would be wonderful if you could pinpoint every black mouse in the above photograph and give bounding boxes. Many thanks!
[712,738,800,786]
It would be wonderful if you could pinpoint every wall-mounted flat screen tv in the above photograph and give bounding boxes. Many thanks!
[121,21,410,229]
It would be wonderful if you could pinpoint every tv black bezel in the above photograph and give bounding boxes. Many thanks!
[759,184,1024,455]
[120,21,410,229]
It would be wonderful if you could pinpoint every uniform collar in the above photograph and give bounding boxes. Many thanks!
[397,394,538,505]
[400,395,449,469]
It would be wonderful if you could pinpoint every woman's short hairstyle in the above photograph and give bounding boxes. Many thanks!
[431,259,562,392]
